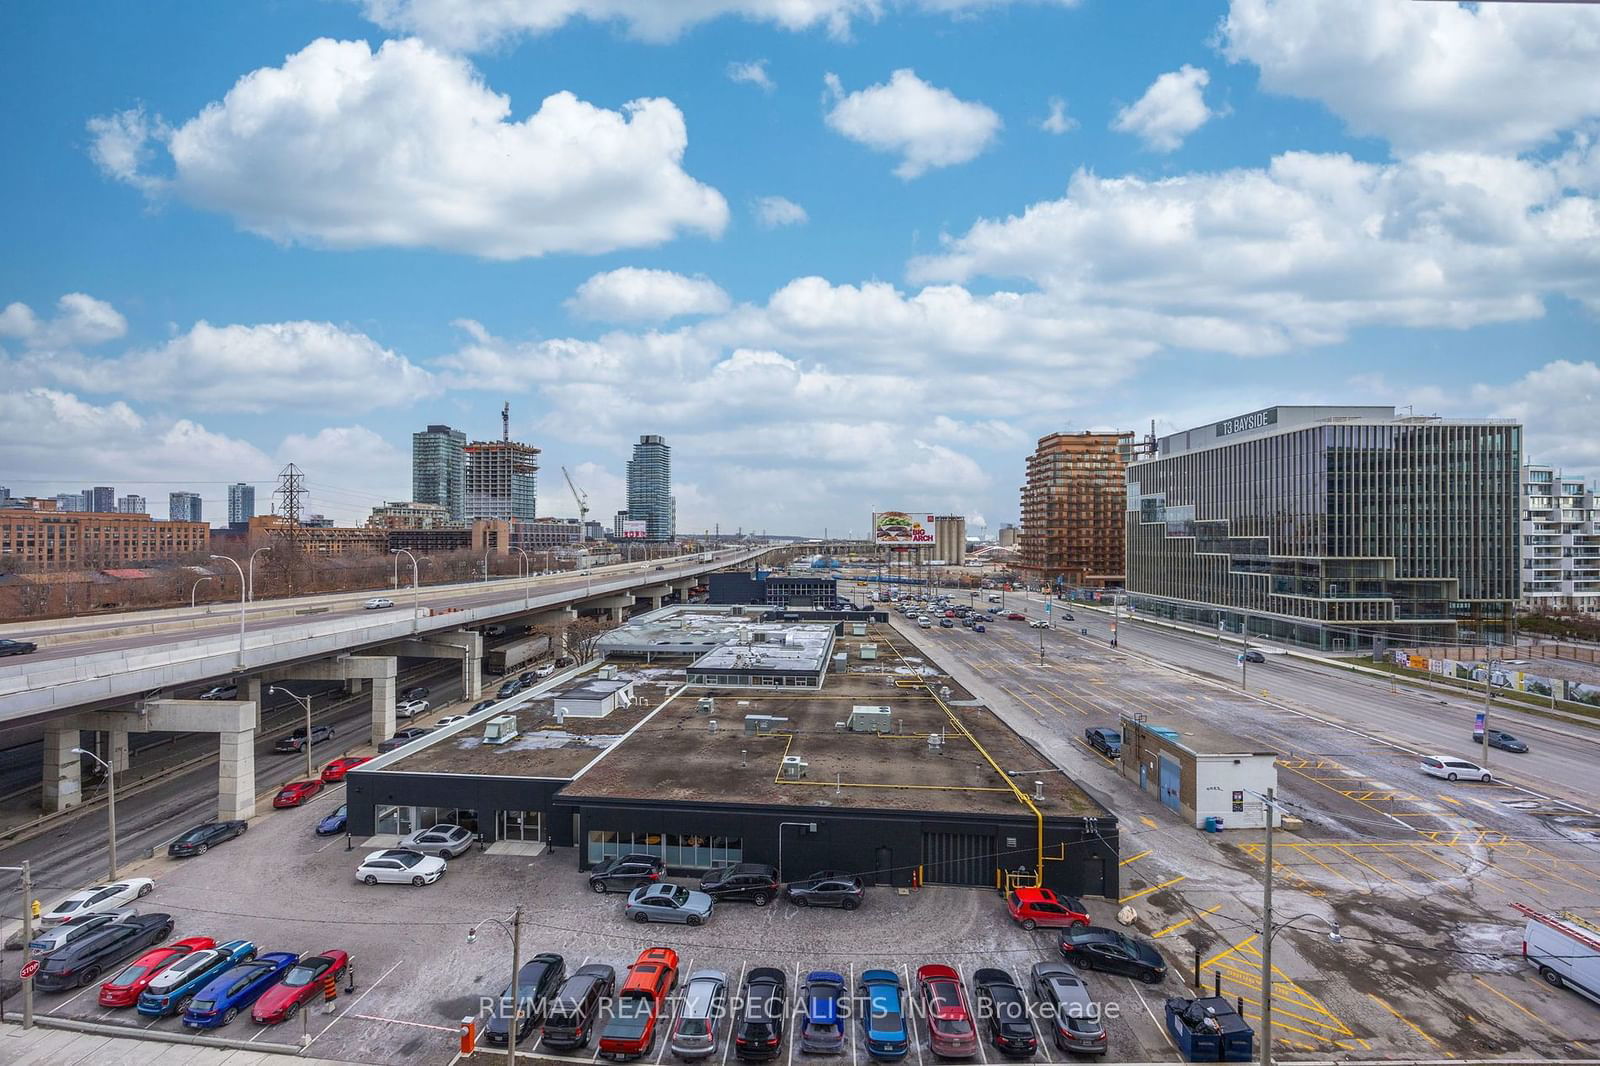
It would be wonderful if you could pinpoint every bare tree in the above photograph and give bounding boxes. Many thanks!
[567,615,616,663]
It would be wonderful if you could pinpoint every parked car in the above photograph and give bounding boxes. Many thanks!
[356,848,446,886]
[98,936,217,1007]
[625,883,715,926]
[395,699,430,720]
[543,963,617,1050]
[251,950,350,1024]
[0,637,37,656]
[917,617,933,629]
[1241,649,1265,664]
[435,714,469,728]
[399,823,475,858]
[181,951,298,1028]
[939,618,955,628]
[199,684,238,700]
[496,678,527,699]
[589,853,666,894]
[168,821,248,858]
[798,970,847,1055]
[1031,962,1107,1054]
[598,946,679,1060]
[1471,729,1529,753]
[316,805,348,836]
[972,968,1038,1058]
[364,597,395,609]
[973,624,986,633]
[274,725,334,753]
[39,879,155,927]
[1006,886,1090,932]
[27,909,136,958]
[470,699,499,714]
[320,756,371,782]
[1420,755,1492,783]
[137,940,256,1017]
[670,968,729,1059]
[734,966,788,1061]
[34,913,175,991]
[1083,728,1122,759]
[785,871,864,910]
[1057,927,1167,983]
[402,685,431,700]
[1058,611,1075,621]
[272,780,323,808]
[1029,619,1050,629]
[377,728,433,753]
[484,953,567,1046]
[918,964,978,1058]
[858,969,910,1060]
[1007,613,1026,621]
[698,863,780,906]
[555,656,575,668]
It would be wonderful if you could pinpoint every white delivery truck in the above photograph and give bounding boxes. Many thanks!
[1516,903,1600,1006]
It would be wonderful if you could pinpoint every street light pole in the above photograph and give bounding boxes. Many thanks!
[1,862,33,1027]
[191,575,214,609]
[1260,785,1274,1066]
[512,547,531,609]
[210,555,247,669]
[247,546,272,602]
[1481,657,1496,768]
[1241,614,1251,691]
[271,687,315,781]
[467,906,523,1066]
[70,748,117,880]
[391,549,420,634]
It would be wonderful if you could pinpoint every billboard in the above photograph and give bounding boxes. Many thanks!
[873,510,935,545]
[620,520,648,539]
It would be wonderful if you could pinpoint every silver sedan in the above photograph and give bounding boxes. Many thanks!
[624,884,715,926]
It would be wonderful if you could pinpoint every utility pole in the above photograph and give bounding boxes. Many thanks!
[509,905,522,1066]
[1481,656,1495,768]
[1,862,35,1027]
[1259,786,1276,1066]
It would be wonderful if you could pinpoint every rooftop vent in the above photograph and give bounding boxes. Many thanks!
[780,755,809,779]
[743,714,791,735]
[697,697,714,714]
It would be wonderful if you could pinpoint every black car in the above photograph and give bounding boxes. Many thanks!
[33,913,175,990]
[555,656,575,668]
[1057,927,1166,983]
[973,968,1038,1057]
[470,699,498,714]
[484,953,567,1045]
[698,864,780,907]
[1241,649,1265,664]
[0,638,37,656]
[402,685,430,701]
[168,821,248,857]
[1471,729,1529,753]
[588,853,665,893]
[784,872,864,910]
[542,963,616,1049]
[376,727,432,753]
[1084,727,1122,759]
[734,966,787,1060]
[273,725,335,753]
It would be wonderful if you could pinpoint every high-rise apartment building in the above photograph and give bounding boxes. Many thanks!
[1126,406,1521,650]
[1019,431,1134,589]
[465,441,539,521]
[117,494,147,514]
[169,492,203,523]
[88,487,115,513]
[413,424,467,522]
[227,482,256,524]
[626,434,674,542]
[1521,464,1600,614]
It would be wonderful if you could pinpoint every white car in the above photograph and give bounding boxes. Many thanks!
[1420,756,1492,783]
[396,699,429,720]
[534,663,556,678]
[38,879,155,927]
[399,824,476,858]
[1029,619,1052,629]
[198,684,237,701]
[356,848,446,886]
[364,597,395,610]
[434,714,468,728]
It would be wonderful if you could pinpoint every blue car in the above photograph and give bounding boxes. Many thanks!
[138,940,255,1017]
[858,969,910,1060]
[800,970,847,1054]
[316,804,348,835]
[182,951,299,1028]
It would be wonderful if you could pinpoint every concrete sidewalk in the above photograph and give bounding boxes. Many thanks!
[1,1020,359,1065]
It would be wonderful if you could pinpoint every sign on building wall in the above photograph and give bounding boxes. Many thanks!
[1214,407,1278,438]
[872,511,935,545]
[621,520,647,539]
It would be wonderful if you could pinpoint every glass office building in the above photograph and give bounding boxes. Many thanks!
[1126,406,1521,650]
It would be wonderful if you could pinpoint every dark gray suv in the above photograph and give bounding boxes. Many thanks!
[698,864,780,907]
[588,853,665,893]
[33,913,175,991]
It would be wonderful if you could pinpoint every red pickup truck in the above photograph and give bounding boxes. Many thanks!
[598,946,679,1060]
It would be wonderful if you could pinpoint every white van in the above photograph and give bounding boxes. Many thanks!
[1522,906,1600,1005]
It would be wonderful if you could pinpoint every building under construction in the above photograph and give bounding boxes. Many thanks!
[1019,431,1134,589]
[465,404,540,522]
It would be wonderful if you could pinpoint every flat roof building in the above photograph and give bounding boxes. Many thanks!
[1127,405,1521,649]
[1521,464,1600,615]
[413,424,467,522]
[1020,432,1134,589]
[0,510,208,570]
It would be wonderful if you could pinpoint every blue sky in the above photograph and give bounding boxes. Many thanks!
[2,0,1596,533]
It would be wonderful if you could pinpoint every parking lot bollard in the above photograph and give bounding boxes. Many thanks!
[1193,945,1201,989]
[1213,970,1221,998]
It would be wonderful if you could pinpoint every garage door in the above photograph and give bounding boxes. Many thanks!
[922,831,998,887]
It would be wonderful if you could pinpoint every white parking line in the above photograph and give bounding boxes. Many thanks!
[1014,967,1056,1065]
[303,957,404,1050]
[656,954,692,1065]
[900,963,925,1066]
[789,960,802,1066]
[957,962,990,1066]
[847,962,857,1066]
[721,961,748,1066]
[1124,977,1181,1060]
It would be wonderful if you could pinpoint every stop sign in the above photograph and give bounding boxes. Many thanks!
[19,959,40,980]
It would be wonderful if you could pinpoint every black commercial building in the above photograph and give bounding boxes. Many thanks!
[708,571,838,607]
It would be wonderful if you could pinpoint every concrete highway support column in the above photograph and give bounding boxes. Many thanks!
[240,678,263,727]
[374,632,484,702]
[218,726,256,820]
[42,721,82,813]
[108,726,130,774]
[83,700,258,821]
[261,655,398,747]
[579,594,635,625]
[371,676,396,747]
[632,584,673,611]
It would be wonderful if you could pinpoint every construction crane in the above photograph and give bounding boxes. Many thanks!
[562,466,589,525]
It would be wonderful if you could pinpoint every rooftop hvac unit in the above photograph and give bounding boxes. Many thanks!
[697,696,715,714]
[743,714,790,735]
[847,706,893,733]
[598,665,618,680]
[482,714,520,745]
[780,755,809,779]
[927,732,945,753]
[859,643,878,660]
[939,685,952,699]
[835,720,849,732]
[832,653,848,669]
[850,622,868,637]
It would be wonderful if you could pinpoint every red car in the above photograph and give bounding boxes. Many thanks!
[251,950,350,1024]
[320,757,372,783]
[1006,887,1090,932]
[98,936,216,1007]
[916,965,978,1059]
[273,780,323,808]
[1007,613,1026,621]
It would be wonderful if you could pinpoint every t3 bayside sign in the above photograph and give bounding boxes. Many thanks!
[1215,407,1278,438]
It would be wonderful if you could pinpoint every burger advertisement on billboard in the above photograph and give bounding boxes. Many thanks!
[873,511,935,545]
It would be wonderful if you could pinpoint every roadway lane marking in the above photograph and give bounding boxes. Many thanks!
[1470,974,1589,1052]
[1119,876,1185,904]
[1366,993,1444,1053]
[1119,850,1152,866]
[1151,905,1220,938]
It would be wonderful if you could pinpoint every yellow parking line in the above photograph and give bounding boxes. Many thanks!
[1368,993,1444,1052]
[1119,849,1152,866]
[1153,904,1221,938]
[1119,875,1186,904]
[1139,816,1158,830]
[1472,975,1589,1051]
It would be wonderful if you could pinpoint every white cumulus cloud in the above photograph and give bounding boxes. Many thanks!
[824,69,1001,179]
[567,268,732,323]
[1039,97,1077,135]
[753,196,809,228]
[88,37,728,260]
[1111,65,1215,152]
[0,293,128,349]
[727,59,775,91]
